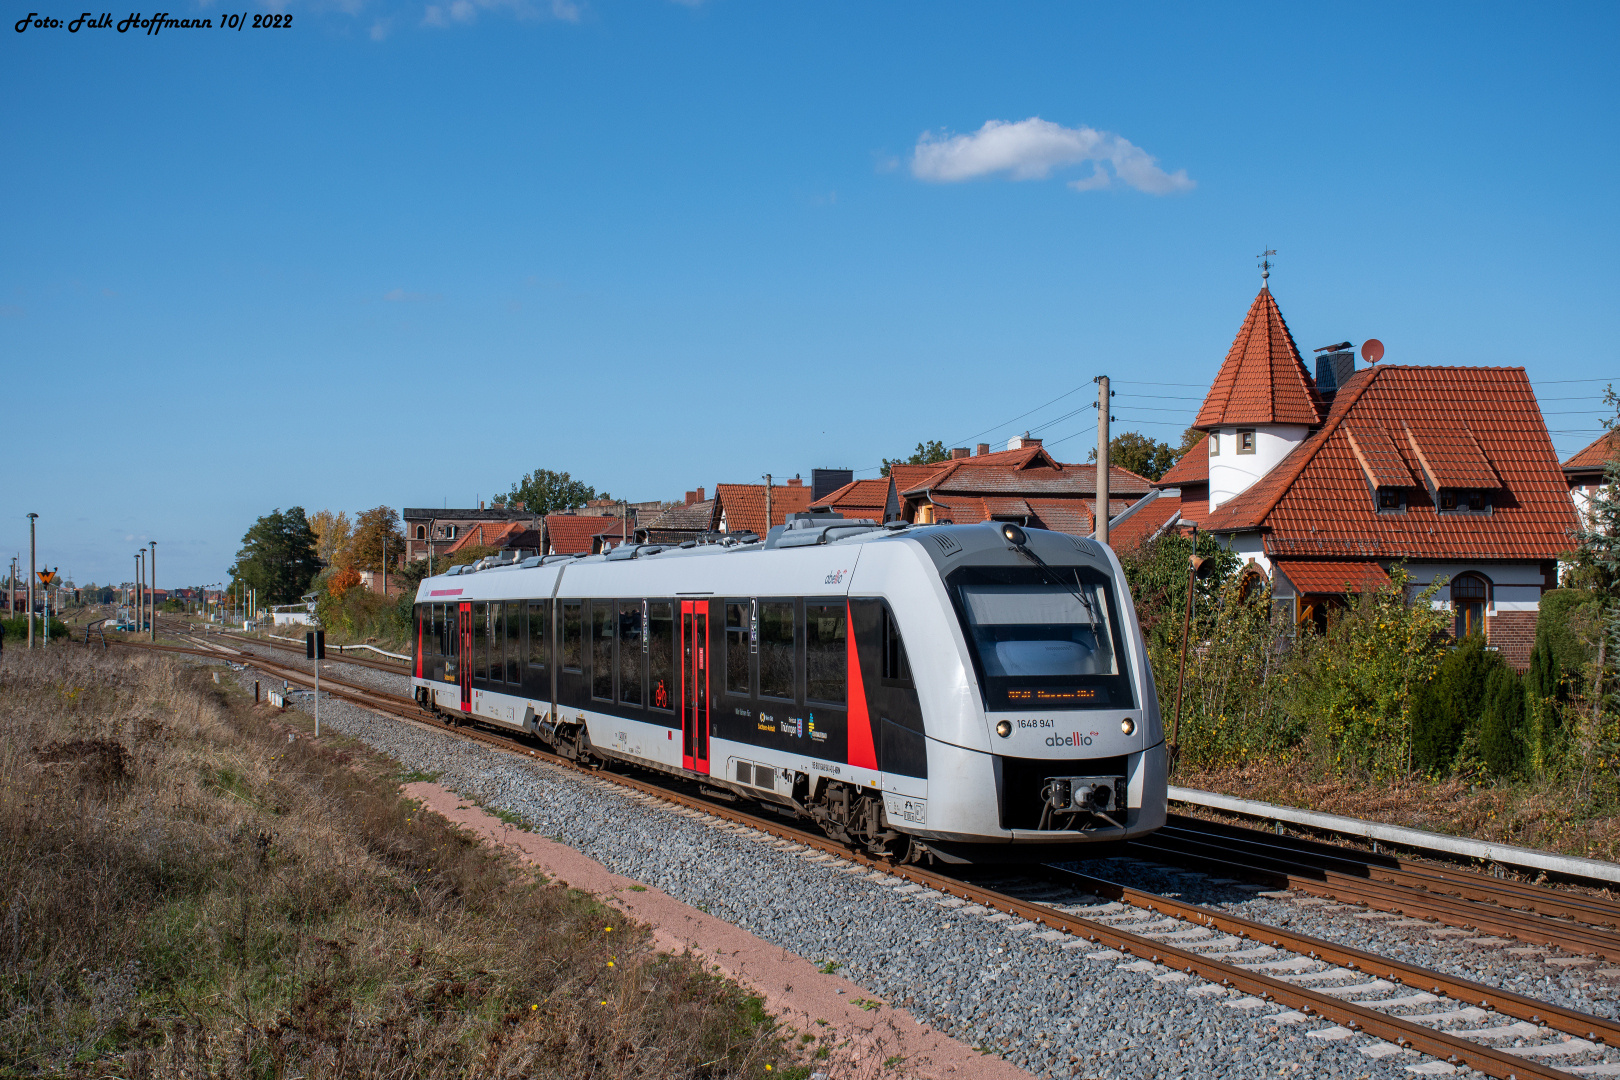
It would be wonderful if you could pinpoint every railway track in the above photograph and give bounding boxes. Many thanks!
[1135,816,1620,965]
[106,635,1620,1078]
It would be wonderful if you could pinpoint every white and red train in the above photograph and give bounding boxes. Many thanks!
[410,516,1167,862]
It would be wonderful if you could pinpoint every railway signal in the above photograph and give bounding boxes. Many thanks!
[307,630,325,736]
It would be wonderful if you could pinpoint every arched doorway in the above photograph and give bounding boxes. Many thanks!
[1452,574,1488,639]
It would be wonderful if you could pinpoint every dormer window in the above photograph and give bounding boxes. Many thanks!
[1237,429,1256,455]
[1437,490,1491,514]
[1377,488,1405,512]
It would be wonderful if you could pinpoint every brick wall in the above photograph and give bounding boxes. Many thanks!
[1488,610,1538,671]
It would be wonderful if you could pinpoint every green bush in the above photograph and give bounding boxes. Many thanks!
[1411,636,1505,775]
[1286,567,1451,777]
[0,615,69,643]
[1536,589,1603,684]
[1479,664,1528,778]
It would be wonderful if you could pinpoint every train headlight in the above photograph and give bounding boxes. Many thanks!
[995,720,1012,738]
[1000,523,1027,547]
[1120,717,1135,735]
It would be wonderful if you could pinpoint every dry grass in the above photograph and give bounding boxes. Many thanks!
[0,647,806,1079]
[1178,756,1620,864]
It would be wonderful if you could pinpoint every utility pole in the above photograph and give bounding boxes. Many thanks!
[382,534,389,597]
[1095,375,1112,547]
[26,514,37,648]
[149,541,156,641]
[763,474,773,536]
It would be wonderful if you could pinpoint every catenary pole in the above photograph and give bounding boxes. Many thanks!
[149,541,156,641]
[1095,375,1111,547]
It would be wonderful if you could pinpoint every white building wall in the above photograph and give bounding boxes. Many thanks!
[1208,425,1310,510]
[1400,560,1547,613]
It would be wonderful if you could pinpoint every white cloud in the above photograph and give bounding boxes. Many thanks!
[422,0,579,26]
[910,117,1194,195]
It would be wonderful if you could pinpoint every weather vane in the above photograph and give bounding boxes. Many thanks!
[1257,249,1276,286]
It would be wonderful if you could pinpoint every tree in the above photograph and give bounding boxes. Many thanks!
[881,440,949,477]
[1479,664,1528,778]
[350,506,406,573]
[504,470,605,516]
[228,507,322,605]
[1411,634,1504,775]
[1088,432,1180,482]
[309,509,353,568]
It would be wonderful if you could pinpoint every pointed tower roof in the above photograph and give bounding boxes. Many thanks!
[1194,288,1324,429]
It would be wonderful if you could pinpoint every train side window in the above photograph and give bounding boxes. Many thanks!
[527,601,548,671]
[561,601,583,671]
[618,601,643,706]
[492,603,506,683]
[505,601,522,683]
[805,602,847,705]
[882,607,913,686]
[759,600,795,701]
[724,601,752,697]
[472,601,488,680]
[648,601,674,711]
[591,601,614,700]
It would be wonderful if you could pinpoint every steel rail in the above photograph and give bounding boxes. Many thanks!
[104,639,1601,1079]
[217,631,410,674]
[1038,864,1620,1047]
[1134,832,1620,963]
[1168,814,1620,928]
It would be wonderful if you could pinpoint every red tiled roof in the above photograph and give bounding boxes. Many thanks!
[1403,422,1502,490]
[713,483,814,536]
[1110,495,1182,550]
[1158,436,1209,486]
[1564,431,1620,474]
[446,521,528,554]
[545,515,627,555]
[1024,498,1094,535]
[1194,288,1323,428]
[1276,561,1392,595]
[1343,425,1414,488]
[981,496,1034,518]
[898,461,1151,498]
[886,464,949,492]
[1202,366,1578,561]
[811,478,892,519]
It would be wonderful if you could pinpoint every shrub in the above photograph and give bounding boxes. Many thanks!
[1479,664,1529,778]
[1287,567,1451,778]
[1412,635,1506,775]
[1,615,69,643]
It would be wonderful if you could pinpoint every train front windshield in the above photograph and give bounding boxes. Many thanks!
[949,566,1136,711]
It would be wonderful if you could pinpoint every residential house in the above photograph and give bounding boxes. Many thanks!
[403,506,544,565]
[1563,431,1618,529]
[638,488,718,544]
[1188,285,1576,666]
[713,478,814,536]
[544,514,632,556]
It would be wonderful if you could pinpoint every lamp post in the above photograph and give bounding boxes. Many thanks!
[27,514,37,649]
[149,541,156,641]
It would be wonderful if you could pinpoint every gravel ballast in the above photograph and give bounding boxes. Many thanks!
[222,668,1619,1080]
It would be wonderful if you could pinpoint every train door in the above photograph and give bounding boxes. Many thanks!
[458,602,472,713]
[680,600,710,774]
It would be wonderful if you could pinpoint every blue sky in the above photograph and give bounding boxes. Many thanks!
[4,2,1617,588]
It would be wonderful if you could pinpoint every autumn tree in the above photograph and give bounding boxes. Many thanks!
[228,507,322,604]
[504,469,606,516]
[309,509,353,568]
[350,506,406,572]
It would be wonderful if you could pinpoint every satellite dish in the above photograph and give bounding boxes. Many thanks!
[1361,338,1385,364]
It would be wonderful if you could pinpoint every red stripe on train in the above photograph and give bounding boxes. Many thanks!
[845,601,878,771]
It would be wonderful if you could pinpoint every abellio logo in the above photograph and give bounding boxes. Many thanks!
[1045,732,1094,747]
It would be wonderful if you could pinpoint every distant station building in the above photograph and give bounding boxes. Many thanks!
[403,506,544,565]
[1168,284,1576,666]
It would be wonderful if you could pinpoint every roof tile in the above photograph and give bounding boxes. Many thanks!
[1194,288,1323,428]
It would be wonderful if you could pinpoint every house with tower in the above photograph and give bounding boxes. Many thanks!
[1157,280,1578,668]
